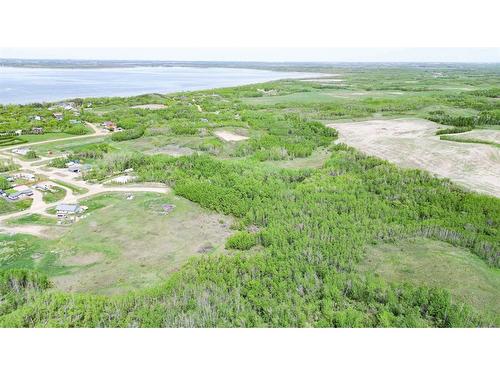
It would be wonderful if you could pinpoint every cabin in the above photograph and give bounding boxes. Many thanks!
[12,147,30,156]
[68,164,82,173]
[56,203,82,218]
[68,164,91,173]
[34,183,51,192]
[101,121,118,131]
[53,113,64,121]
[32,127,44,134]
[8,189,33,200]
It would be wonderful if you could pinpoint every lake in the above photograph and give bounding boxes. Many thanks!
[0,66,313,105]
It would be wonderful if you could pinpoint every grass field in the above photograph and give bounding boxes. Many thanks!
[6,213,58,226]
[3,191,232,294]
[49,179,88,195]
[0,198,32,215]
[41,186,66,203]
[359,238,500,324]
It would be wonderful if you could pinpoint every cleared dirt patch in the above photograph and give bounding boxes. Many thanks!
[214,130,249,142]
[446,129,500,144]
[131,104,167,110]
[148,144,195,157]
[329,119,500,197]
[61,252,104,266]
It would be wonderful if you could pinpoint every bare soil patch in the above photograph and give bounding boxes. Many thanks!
[328,118,500,197]
[214,130,249,142]
[446,129,500,144]
[130,104,167,110]
[61,252,104,266]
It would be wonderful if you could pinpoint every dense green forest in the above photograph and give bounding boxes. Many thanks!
[0,65,498,327]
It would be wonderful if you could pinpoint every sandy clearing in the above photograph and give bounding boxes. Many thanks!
[214,130,249,142]
[131,104,167,110]
[328,118,500,197]
[301,78,345,83]
[445,129,500,144]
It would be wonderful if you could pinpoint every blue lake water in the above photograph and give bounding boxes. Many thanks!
[0,66,313,105]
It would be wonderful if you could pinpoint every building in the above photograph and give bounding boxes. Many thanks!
[34,183,51,192]
[32,127,44,134]
[53,113,64,121]
[12,147,31,156]
[69,119,81,124]
[56,203,82,218]
[14,129,23,136]
[68,164,82,173]
[8,189,33,200]
[67,164,91,173]
[101,121,118,131]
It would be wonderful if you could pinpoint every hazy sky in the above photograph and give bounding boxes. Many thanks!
[1,48,499,63]
[1,0,499,62]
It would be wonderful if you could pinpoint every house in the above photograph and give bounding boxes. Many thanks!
[67,164,91,173]
[32,127,44,134]
[56,203,82,218]
[53,113,64,121]
[101,121,118,131]
[14,129,23,136]
[12,147,30,156]
[34,183,51,192]
[68,164,82,173]
[8,189,33,200]
[69,119,81,124]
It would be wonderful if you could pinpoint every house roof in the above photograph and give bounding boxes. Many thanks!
[56,204,80,212]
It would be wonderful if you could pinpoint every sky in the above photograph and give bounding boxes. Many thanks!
[1,0,499,62]
[1,48,499,63]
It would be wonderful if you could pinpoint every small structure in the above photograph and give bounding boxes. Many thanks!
[56,203,82,218]
[32,127,44,134]
[14,129,23,136]
[69,119,81,124]
[67,164,91,173]
[68,164,82,173]
[12,147,31,156]
[8,189,33,200]
[53,113,64,121]
[34,183,51,192]
[101,121,118,131]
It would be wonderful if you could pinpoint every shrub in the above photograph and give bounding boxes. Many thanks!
[226,231,257,250]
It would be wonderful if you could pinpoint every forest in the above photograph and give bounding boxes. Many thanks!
[0,64,498,327]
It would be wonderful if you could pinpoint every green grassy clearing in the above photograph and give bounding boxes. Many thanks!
[41,186,66,203]
[0,198,32,215]
[49,180,88,195]
[6,213,58,226]
[359,238,500,324]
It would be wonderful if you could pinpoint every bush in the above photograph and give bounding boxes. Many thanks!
[226,231,257,250]
[111,127,145,142]
[25,150,37,159]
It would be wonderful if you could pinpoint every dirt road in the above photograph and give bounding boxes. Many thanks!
[0,124,170,235]
[328,118,500,197]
